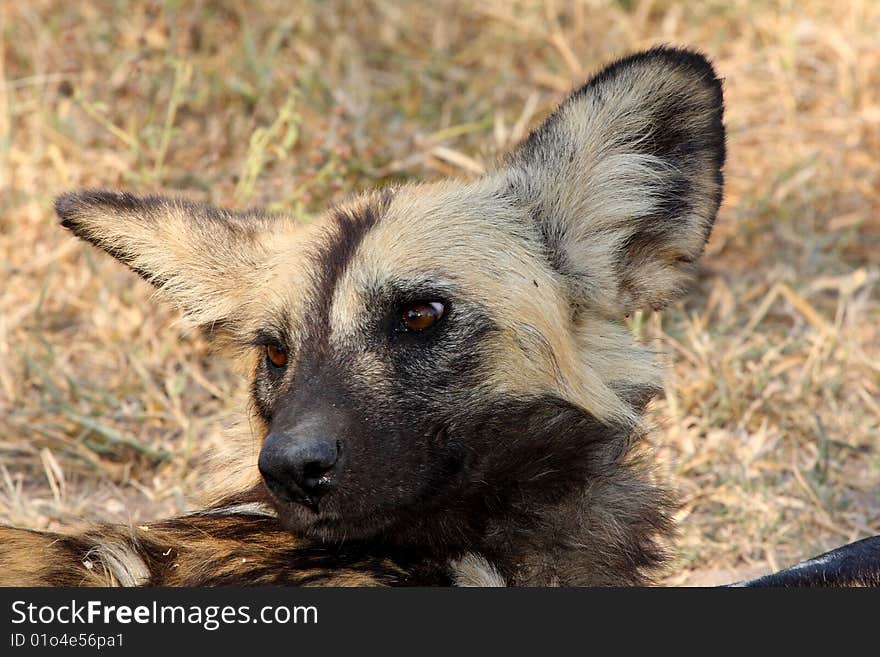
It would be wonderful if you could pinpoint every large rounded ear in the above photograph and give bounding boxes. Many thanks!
[55,190,285,335]
[503,47,726,314]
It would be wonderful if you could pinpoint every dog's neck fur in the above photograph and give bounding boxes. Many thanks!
[479,458,675,586]
[377,456,674,587]
[469,396,674,586]
[360,427,672,586]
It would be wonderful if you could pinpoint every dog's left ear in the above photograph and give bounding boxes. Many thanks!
[502,47,725,314]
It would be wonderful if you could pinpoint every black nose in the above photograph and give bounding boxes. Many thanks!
[258,432,340,510]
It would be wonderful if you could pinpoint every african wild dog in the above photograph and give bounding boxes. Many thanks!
[0,47,726,586]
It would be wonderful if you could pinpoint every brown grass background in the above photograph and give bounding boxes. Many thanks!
[1,1,878,585]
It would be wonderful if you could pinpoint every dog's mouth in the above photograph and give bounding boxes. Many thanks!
[270,496,401,541]
[264,475,465,543]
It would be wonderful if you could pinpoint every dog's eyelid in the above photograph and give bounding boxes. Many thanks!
[247,326,290,349]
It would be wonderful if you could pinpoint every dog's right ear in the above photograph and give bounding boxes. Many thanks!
[55,190,292,335]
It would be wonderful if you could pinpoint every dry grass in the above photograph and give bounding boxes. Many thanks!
[1,0,878,585]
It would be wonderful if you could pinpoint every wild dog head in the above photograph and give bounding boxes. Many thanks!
[56,48,725,551]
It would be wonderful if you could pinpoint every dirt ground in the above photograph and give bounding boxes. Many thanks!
[1,1,878,586]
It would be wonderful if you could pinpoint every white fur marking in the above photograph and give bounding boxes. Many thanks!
[452,553,507,587]
[193,502,278,518]
[84,542,150,587]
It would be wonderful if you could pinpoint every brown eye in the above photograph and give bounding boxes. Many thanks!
[401,301,445,332]
[266,343,288,368]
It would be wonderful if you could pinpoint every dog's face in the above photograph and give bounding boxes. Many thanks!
[56,48,725,544]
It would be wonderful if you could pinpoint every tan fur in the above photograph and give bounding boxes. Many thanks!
[0,529,109,586]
